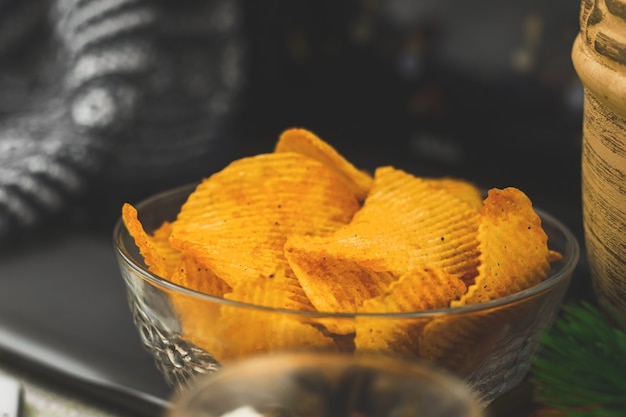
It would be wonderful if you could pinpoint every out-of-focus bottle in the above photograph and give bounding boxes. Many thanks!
[572,0,626,321]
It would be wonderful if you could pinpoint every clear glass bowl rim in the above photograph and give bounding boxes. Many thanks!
[113,182,580,318]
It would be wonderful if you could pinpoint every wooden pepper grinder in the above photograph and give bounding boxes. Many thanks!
[572,0,626,321]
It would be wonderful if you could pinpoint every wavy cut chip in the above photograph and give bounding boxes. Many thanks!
[322,166,481,283]
[179,265,333,363]
[354,267,467,356]
[425,177,484,211]
[418,312,502,376]
[224,263,314,312]
[167,255,232,359]
[285,234,396,315]
[122,203,180,278]
[169,152,360,288]
[169,253,231,297]
[214,303,337,363]
[358,267,466,313]
[148,221,182,277]
[275,128,373,201]
[452,187,552,306]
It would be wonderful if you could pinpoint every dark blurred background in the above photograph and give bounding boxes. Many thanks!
[236,0,582,209]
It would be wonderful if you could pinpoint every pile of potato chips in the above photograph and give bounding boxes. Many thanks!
[122,128,562,366]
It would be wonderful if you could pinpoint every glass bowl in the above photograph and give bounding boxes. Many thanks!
[166,351,485,417]
[112,183,579,404]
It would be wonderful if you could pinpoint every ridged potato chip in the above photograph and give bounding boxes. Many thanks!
[224,264,314,311]
[285,234,398,336]
[285,234,396,314]
[122,203,180,278]
[354,267,467,355]
[170,152,360,288]
[180,267,335,363]
[169,253,231,297]
[359,267,466,313]
[419,294,539,376]
[418,187,557,374]
[123,202,230,358]
[314,166,481,283]
[425,177,484,211]
[354,315,422,357]
[275,127,373,201]
[418,312,502,376]
[168,256,231,359]
[213,303,337,362]
[452,187,552,306]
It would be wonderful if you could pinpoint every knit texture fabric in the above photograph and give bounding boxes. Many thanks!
[0,0,246,242]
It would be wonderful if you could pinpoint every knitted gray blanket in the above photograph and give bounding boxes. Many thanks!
[0,0,245,242]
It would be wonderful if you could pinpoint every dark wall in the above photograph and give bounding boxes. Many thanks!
[237,0,583,208]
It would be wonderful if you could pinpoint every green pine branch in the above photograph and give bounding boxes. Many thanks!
[530,301,626,417]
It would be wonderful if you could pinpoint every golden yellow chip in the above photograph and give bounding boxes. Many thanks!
[212,303,337,362]
[285,235,399,336]
[312,166,481,282]
[122,203,180,278]
[275,127,373,201]
[285,234,396,314]
[171,291,226,362]
[214,263,352,357]
[426,177,484,211]
[354,316,423,357]
[149,221,182,275]
[548,249,563,263]
[419,293,541,377]
[167,256,230,358]
[359,266,466,313]
[224,263,314,311]
[452,187,552,306]
[169,152,360,288]
[354,267,467,356]
[175,265,322,363]
[169,253,231,297]
[418,312,502,376]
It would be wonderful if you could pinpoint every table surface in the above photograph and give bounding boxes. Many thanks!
[0,226,172,417]
[0,361,144,417]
